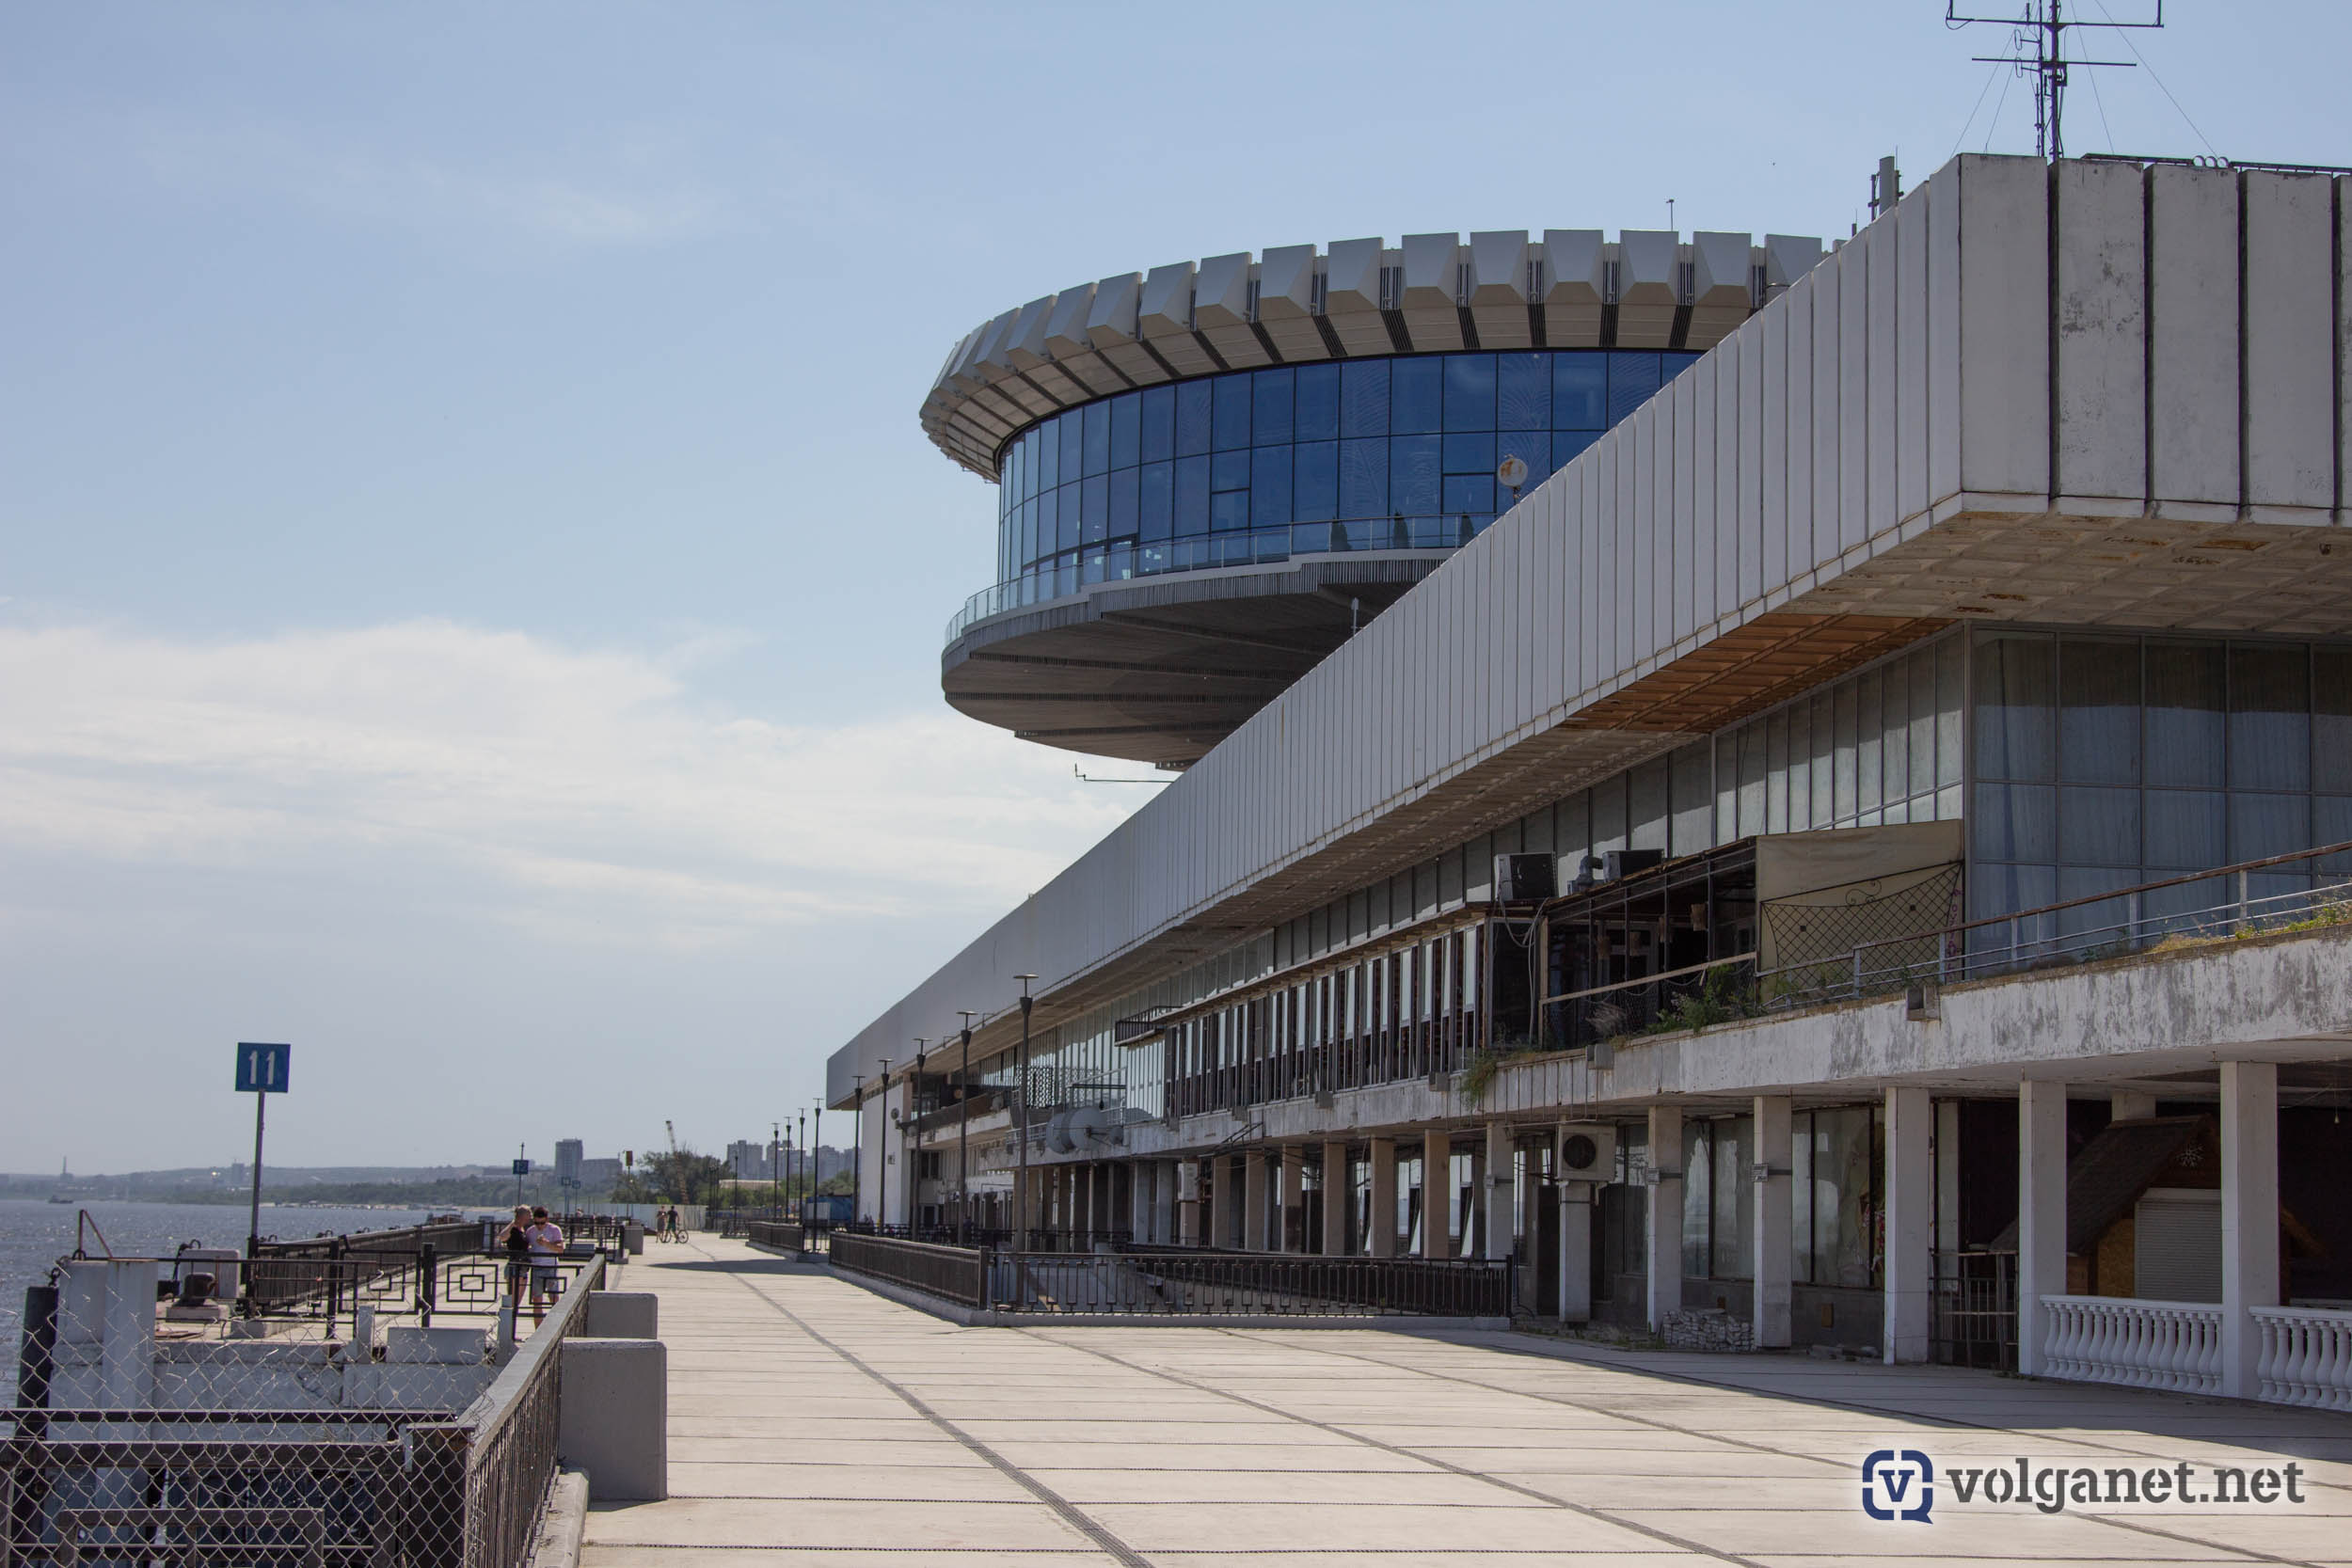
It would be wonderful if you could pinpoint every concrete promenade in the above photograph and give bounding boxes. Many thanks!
[584,1236,2352,1567]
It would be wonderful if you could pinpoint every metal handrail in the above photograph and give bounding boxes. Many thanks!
[946,519,1487,643]
[1760,840,2352,1006]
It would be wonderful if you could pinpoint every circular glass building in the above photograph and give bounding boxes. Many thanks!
[930,229,1821,768]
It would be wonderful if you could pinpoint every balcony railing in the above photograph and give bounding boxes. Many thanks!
[946,516,1487,644]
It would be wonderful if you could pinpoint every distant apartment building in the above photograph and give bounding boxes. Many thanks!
[828,153,2352,1404]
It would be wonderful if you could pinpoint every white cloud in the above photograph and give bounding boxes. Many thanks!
[0,619,1144,948]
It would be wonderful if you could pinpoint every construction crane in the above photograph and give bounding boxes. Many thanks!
[663,1119,679,1156]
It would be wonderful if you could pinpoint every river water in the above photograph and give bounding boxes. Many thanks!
[0,1198,511,1348]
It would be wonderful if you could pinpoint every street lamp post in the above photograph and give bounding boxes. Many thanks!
[957,1009,977,1242]
[908,1040,929,1233]
[1014,976,1037,1255]
[850,1074,865,1227]
[874,1059,890,1229]
[771,1122,780,1221]
[811,1102,822,1227]
[796,1112,807,1224]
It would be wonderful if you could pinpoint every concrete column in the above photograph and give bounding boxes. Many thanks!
[1560,1183,1594,1323]
[1369,1137,1397,1258]
[1321,1139,1349,1256]
[1244,1150,1270,1251]
[2220,1061,2280,1401]
[1129,1163,1147,1241]
[1279,1147,1304,1253]
[1645,1107,1683,1330]
[1422,1130,1451,1259]
[2111,1089,2157,1121]
[1226,1154,1248,1248]
[2017,1080,2069,1377]
[1883,1086,1933,1364]
[1752,1096,1793,1351]
[1483,1122,1512,1260]
[1176,1160,1200,1246]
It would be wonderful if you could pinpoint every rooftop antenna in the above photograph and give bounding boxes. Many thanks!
[1946,2,2162,161]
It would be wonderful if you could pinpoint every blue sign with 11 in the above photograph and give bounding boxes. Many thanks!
[235,1041,292,1094]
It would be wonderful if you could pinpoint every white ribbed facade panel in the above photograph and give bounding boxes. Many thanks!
[832,154,2352,1105]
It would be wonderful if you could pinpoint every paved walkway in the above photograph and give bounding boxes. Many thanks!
[585,1236,2352,1567]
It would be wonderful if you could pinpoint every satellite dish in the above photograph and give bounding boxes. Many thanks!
[1495,454,1529,490]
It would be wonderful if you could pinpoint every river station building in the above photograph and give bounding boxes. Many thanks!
[830,153,2352,1402]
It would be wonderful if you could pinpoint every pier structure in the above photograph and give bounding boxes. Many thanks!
[835,151,2352,1402]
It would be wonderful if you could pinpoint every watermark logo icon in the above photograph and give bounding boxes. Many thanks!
[1861,1449,1935,1522]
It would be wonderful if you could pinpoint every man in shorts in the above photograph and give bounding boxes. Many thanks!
[525,1206,564,1325]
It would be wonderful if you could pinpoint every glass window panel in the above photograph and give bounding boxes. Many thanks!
[1810,691,1836,827]
[1213,375,1252,451]
[2059,785,2140,866]
[1175,381,1213,456]
[2058,864,2137,938]
[1140,385,1176,464]
[2146,640,2225,787]
[1682,1121,1711,1278]
[1391,435,1441,514]
[1554,355,1607,429]
[2059,637,2142,784]
[1715,733,1738,844]
[1340,437,1388,518]
[1663,351,1704,380]
[1442,474,1494,517]
[1856,669,1883,813]
[1713,1117,1752,1279]
[1608,352,1662,424]
[1212,448,1249,492]
[1109,392,1141,469]
[1443,353,1496,431]
[1593,774,1628,857]
[1341,359,1391,437]
[1740,721,1769,838]
[2314,648,2352,793]
[1019,498,1037,566]
[2230,643,2311,791]
[1057,414,1085,484]
[1137,461,1173,542]
[1973,632,2057,782]
[1630,758,1670,851]
[1033,487,1057,559]
[1772,706,1798,832]
[1294,440,1338,522]
[1881,661,1909,804]
[1108,467,1139,539]
[1553,430,1599,469]
[1497,352,1549,430]
[1039,418,1061,487]
[1082,402,1109,476]
[1057,483,1084,552]
[1210,488,1249,532]
[2231,792,2311,862]
[1971,861,2057,922]
[2315,797,2352,875]
[1910,650,1937,801]
[1442,432,1497,474]
[1672,740,1712,856]
[1253,368,1295,447]
[1250,446,1292,528]
[2144,789,2226,869]
[1080,473,1109,544]
[1814,1107,1876,1289]
[1173,453,1210,536]
[1392,357,1443,434]
[1936,634,1965,788]
[1974,783,2056,863]
[1282,361,1339,440]
[1792,1114,1813,1282]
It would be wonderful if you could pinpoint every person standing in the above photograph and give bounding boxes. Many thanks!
[501,1206,532,1313]
[525,1205,564,1325]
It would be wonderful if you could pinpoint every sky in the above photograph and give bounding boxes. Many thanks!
[4,1,2345,1175]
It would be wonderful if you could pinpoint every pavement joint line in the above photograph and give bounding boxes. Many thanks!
[1016,1327,1775,1568]
[692,1241,1156,1568]
[1205,1328,2305,1566]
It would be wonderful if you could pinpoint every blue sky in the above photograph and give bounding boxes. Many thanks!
[3,2,2344,1173]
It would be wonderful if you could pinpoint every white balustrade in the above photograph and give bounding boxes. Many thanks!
[2253,1306,2352,1411]
[2040,1295,2223,1394]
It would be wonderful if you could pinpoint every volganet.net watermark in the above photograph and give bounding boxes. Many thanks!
[1863,1448,2312,1522]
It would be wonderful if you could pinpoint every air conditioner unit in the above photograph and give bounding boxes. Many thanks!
[1493,852,1556,902]
[1556,1123,1618,1181]
[1602,848,1664,881]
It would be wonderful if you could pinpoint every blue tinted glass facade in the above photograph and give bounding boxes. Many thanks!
[993,350,1700,593]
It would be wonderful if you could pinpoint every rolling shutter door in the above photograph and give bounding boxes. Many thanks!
[2134,1192,2222,1303]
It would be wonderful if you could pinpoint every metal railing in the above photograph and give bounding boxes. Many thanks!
[946,517,1486,644]
[1932,1249,2016,1371]
[1760,841,2352,1010]
[743,1220,806,1254]
[6,1254,604,1568]
[994,1249,1512,1317]
[828,1234,988,1307]
[240,1249,588,1332]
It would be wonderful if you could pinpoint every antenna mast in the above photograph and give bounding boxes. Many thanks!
[1946,2,2163,160]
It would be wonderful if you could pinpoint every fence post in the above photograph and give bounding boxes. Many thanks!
[419,1242,437,1329]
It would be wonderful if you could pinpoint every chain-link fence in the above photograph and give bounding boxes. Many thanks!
[7,1248,603,1567]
